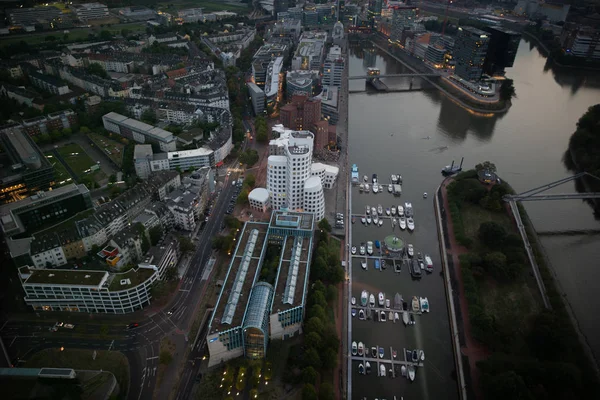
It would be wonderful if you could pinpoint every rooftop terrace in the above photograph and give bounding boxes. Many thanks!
[107,266,156,291]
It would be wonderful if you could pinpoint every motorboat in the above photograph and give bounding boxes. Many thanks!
[378,219,383,226]
[385,207,391,215]
[402,311,409,326]
[392,349,397,359]
[374,259,380,269]
[372,174,378,184]
[394,312,399,322]
[389,311,394,321]
[407,244,414,257]
[391,174,398,184]
[366,205,370,215]
[359,309,365,320]
[364,175,368,182]
[365,183,370,192]
[408,365,415,381]
[412,296,420,312]
[361,217,366,224]
[351,308,356,317]
[358,342,364,356]
[367,241,374,255]
[410,314,415,325]
[423,192,428,198]
[352,216,356,224]
[351,246,357,255]
[380,310,387,322]
[387,184,392,193]
[410,259,422,278]
[375,240,381,249]
[425,255,433,272]
[397,175,403,184]
[359,183,364,192]
[402,301,408,311]
[379,184,384,192]
[412,349,419,363]
[371,207,377,215]
[420,350,425,361]
[381,259,386,269]
[377,204,383,215]
[394,293,402,308]
[373,216,379,225]
[371,347,378,358]
[369,294,376,307]
[385,299,390,308]
[407,217,415,232]
[380,364,386,377]
[378,292,385,306]
[365,362,371,375]
[366,216,372,225]
[361,261,367,270]
[379,347,384,359]
[399,216,406,230]
[398,205,404,217]
[420,297,430,313]
[352,341,357,355]
[372,184,379,193]
[358,363,365,374]
[441,157,464,176]
[361,290,368,306]
[351,296,356,305]
[360,244,366,255]
[391,206,397,215]
[417,252,423,263]
[405,202,413,217]
[392,218,397,227]
[401,365,407,377]
[352,164,359,184]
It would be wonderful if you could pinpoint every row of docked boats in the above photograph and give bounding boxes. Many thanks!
[364,203,412,217]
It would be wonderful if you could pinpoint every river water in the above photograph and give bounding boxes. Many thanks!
[347,39,600,399]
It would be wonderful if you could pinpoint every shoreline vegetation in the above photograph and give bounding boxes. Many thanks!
[444,164,600,399]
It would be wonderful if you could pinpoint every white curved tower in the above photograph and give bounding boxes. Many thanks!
[303,176,325,221]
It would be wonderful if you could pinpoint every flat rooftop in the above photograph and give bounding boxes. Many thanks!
[272,236,309,312]
[2,128,40,167]
[210,222,269,335]
[103,112,174,143]
[269,210,315,231]
[107,267,156,291]
[24,269,108,287]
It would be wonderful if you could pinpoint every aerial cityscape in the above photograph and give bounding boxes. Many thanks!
[0,0,599,399]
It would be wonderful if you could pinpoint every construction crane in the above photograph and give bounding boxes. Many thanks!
[441,0,453,37]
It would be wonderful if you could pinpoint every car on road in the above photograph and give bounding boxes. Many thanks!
[227,171,231,176]
[167,307,176,315]
[127,323,139,330]
[63,324,75,329]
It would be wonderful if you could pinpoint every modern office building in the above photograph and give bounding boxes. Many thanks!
[207,211,314,366]
[390,6,418,43]
[314,86,339,125]
[102,112,177,151]
[367,0,383,28]
[0,184,92,237]
[0,127,55,204]
[310,162,339,189]
[291,32,328,71]
[252,43,289,89]
[71,3,109,21]
[248,82,266,115]
[322,45,344,87]
[453,27,490,82]
[279,95,322,132]
[286,70,318,98]
[425,44,448,68]
[272,18,302,41]
[134,144,154,179]
[483,27,521,76]
[264,57,284,106]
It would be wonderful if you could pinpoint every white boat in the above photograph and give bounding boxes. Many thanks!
[391,174,398,184]
[366,216,372,224]
[351,297,356,305]
[361,290,368,306]
[365,361,371,375]
[371,206,377,215]
[351,246,357,255]
[420,297,430,313]
[352,341,357,355]
[408,365,415,381]
[388,184,393,193]
[394,293,403,308]
[378,292,385,306]
[380,364,386,377]
[361,261,367,270]
[371,347,377,358]
[373,216,379,225]
[365,183,370,192]
[372,184,379,193]
[391,206,396,215]
[360,244,366,255]
[398,205,404,216]
[364,175,368,182]
[402,310,409,326]
[401,365,407,377]
[377,204,383,215]
[407,244,414,257]
[399,216,406,230]
[379,347,384,358]
[405,202,413,217]
[369,294,375,307]
[359,309,365,320]
[372,174,378,184]
[392,218,397,227]
[361,217,366,224]
[379,184,384,192]
[366,205,370,215]
[358,363,364,374]
[407,217,415,231]
[412,296,420,312]
[420,350,425,361]
[352,308,356,317]
[385,299,390,308]
[367,241,374,255]
[380,310,386,322]
[397,175,403,184]
[423,192,428,198]
[359,183,364,192]
[385,207,391,215]
[389,311,393,321]
[358,342,364,356]
[378,219,383,226]
[394,312,399,322]
[425,255,433,272]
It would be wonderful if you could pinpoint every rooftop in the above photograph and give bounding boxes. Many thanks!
[272,235,309,312]
[248,187,269,203]
[107,266,156,291]
[269,210,315,231]
[103,112,174,143]
[24,269,108,287]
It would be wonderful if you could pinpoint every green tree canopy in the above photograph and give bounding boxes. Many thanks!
[302,366,319,385]
[318,382,335,400]
[318,218,332,232]
[478,221,507,247]
[302,383,318,400]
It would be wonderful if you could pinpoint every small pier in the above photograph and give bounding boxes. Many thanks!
[356,305,421,317]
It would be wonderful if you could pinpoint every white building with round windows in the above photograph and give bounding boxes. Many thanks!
[303,176,325,220]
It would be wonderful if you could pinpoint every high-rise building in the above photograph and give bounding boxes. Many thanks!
[248,82,266,115]
[453,27,490,82]
[322,45,344,87]
[390,6,418,43]
[280,95,322,132]
[291,31,328,71]
[367,0,383,28]
[483,27,521,77]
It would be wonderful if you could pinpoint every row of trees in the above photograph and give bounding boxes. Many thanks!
[254,116,269,143]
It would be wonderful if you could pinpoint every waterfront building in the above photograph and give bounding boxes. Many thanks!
[390,6,418,43]
[310,162,339,189]
[453,27,490,82]
[248,82,266,115]
[291,32,328,71]
[322,45,345,88]
[425,44,448,68]
[71,3,109,21]
[248,188,270,212]
[367,0,383,28]
[207,211,314,366]
[0,127,55,204]
[102,112,177,152]
[314,86,339,125]
[560,24,600,60]
[483,27,521,77]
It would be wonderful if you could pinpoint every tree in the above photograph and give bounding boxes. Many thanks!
[149,225,163,245]
[483,251,510,281]
[121,28,131,38]
[141,108,157,124]
[499,79,516,102]
[243,174,255,188]
[309,290,327,309]
[99,30,113,40]
[308,304,326,321]
[109,174,117,183]
[305,332,322,350]
[302,383,318,400]
[224,215,242,230]
[303,348,321,369]
[179,236,195,253]
[50,129,62,142]
[62,128,72,138]
[239,149,259,167]
[325,284,337,302]
[475,161,497,173]
[321,347,338,371]
[302,366,319,385]
[318,218,331,232]
[141,233,150,253]
[319,382,335,400]
[305,316,325,336]
[481,371,533,400]
[39,133,51,144]
[236,189,248,205]
[87,63,109,79]
[478,221,507,247]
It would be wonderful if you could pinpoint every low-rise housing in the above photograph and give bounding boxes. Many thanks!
[102,112,177,152]
[28,71,70,95]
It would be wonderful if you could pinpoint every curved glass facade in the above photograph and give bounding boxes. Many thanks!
[243,282,274,359]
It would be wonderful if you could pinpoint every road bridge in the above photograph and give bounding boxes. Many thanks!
[348,73,441,79]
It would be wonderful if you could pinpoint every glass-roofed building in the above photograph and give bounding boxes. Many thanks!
[207,210,314,367]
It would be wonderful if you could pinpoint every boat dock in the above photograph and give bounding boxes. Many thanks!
[351,346,424,376]
[356,305,422,317]
[352,255,405,272]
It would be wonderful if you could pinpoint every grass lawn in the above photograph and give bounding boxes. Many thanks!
[157,0,249,14]
[88,133,125,167]
[460,202,514,241]
[45,152,75,187]
[56,143,106,184]
[26,348,129,395]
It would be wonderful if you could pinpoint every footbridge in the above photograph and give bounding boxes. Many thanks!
[503,172,600,310]
[348,73,441,79]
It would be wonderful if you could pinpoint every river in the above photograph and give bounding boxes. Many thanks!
[347,39,600,399]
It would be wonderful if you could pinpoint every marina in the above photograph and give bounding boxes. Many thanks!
[351,345,425,378]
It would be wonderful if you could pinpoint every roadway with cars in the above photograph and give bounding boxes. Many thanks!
[0,170,242,400]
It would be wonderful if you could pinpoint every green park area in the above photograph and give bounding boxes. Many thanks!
[56,143,106,186]
[157,0,249,14]
[26,348,130,396]
[88,132,126,168]
[45,152,74,188]
[447,163,600,398]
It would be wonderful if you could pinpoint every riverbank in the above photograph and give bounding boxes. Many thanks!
[522,30,600,72]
